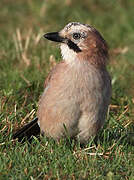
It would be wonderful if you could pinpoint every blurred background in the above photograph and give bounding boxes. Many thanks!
[0,0,134,94]
[0,0,134,179]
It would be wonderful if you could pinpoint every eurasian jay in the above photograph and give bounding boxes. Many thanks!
[13,22,111,144]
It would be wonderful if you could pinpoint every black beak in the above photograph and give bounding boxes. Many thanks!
[43,32,65,43]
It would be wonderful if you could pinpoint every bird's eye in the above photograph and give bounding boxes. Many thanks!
[73,33,81,40]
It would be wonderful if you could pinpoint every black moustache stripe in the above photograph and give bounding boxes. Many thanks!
[67,39,81,53]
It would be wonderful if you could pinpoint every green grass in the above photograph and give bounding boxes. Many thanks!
[0,0,134,179]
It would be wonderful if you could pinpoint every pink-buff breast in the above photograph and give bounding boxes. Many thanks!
[37,60,111,144]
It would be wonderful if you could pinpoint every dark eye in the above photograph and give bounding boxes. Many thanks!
[73,33,81,40]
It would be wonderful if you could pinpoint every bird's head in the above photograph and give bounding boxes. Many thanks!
[44,22,108,67]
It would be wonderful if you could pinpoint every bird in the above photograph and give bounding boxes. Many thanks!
[13,22,111,144]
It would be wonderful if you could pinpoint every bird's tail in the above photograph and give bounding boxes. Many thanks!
[13,117,40,142]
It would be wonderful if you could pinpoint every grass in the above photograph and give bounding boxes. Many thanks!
[0,0,134,179]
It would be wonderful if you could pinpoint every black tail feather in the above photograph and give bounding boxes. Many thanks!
[13,117,40,142]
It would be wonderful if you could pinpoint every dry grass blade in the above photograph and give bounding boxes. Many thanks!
[112,46,128,55]
[109,104,120,109]
[49,55,57,69]
[117,106,129,121]
[34,29,43,46]
[0,125,7,132]
[124,120,132,128]
[81,146,96,151]
[24,29,32,51]
[73,146,96,155]
[21,52,30,66]
[13,33,21,59]
[13,28,31,66]
[86,152,104,156]
[16,28,23,52]
[20,74,31,86]
[21,109,35,125]
[0,139,15,146]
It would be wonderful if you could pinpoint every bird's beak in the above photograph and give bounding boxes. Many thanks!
[43,32,65,43]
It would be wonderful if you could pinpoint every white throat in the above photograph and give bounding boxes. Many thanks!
[60,44,77,65]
